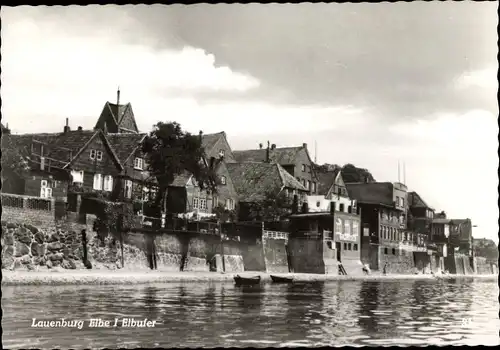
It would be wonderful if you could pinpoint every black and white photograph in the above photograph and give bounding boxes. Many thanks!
[1,2,498,348]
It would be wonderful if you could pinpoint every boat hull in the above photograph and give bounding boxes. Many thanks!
[270,275,294,283]
[234,275,261,285]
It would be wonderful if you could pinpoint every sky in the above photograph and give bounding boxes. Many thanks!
[1,3,498,242]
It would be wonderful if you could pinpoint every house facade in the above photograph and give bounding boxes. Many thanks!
[345,182,427,272]
[226,162,308,221]
[233,142,318,194]
[288,197,362,275]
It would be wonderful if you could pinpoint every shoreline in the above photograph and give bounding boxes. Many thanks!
[1,269,497,286]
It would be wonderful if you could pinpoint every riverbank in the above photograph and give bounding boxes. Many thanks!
[1,269,497,286]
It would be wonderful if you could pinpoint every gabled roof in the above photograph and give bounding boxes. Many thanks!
[1,130,123,171]
[408,191,433,210]
[106,133,148,164]
[316,168,341,196]
[345,182,394,206]
[201,132,224,153]
[233,146,304,165]
[226,162,307,202]
[94,102,139,134]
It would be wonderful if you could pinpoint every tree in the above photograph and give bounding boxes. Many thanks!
[341,163,376,183]
[212,203,238,223]
[141,122,217,214]
[244,190,294,222]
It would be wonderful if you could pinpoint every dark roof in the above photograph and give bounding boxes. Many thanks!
[226,162,307,202]
[233,145,305,165]
[201,132,224,153]
[94,102,139,134]
[316,169,341,196]
[106,133,147,164]
[345,182,394,206]
[408,191,432,209]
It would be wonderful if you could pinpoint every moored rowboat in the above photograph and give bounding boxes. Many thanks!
[234,275,261,285]
[270,275,294,283]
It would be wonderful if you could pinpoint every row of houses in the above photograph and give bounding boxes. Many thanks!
[0,91,479,274]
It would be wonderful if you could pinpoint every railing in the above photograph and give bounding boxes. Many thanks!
[1,193,53,211]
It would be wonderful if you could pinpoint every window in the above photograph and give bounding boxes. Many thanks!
[352,221,359,235]
[312,182,317,193]
[93,174,103,190]
[71,170,84,184]
[225,198,234,210]
[200,198,207,211]
[134,157,144,170]
[41,180,48,188]
[301,164,306,172]
[335,218,343,234]
[96,151,103,161]
[90,149,96,160]
[302,179,306,187]
[392,248,396,255]
[41,187,52,198]
[348,243,352,250]
[396,196,400,206]
[344,220,351,234]
[384,247,388,255]
[343,243,348,250]
[193,198,199,209]
[284,189,290,198]
[353,244,358,251]
[103,175,113,192]
[219,149,225,157]
[307,180,311,191]
[213,196,219,208]
[124,180,132,199]
[220,176,227,185]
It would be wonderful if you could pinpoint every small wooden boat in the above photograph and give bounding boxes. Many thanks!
[270,275,294,283]
[234,275,261,285]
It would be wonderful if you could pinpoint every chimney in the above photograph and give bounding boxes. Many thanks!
[77,126,83,131]
[117,87,120,106]
[271,144,276,150]
[259,143,263,149]
[63,118,71,133]
[199,130,203,143]
[302,143,307,149]
[266,141,270,163]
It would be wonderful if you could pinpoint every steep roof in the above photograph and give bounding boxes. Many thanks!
[345,182,394,206]
[233,145,305,165]
[316,168,341,196]
[226,162,307,202]
[408,191,433,210]
[106,133,147,164]
[94,102,139,134]
[201,132,224,153]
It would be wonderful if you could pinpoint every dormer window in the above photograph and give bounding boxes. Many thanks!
[220,175,227,185]
[134,157,144,170]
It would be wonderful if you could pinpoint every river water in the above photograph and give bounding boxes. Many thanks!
[2,279,499,348]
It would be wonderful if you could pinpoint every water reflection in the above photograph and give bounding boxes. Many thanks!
[2,279,498,348]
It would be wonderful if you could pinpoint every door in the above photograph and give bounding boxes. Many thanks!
[336,242,341,262]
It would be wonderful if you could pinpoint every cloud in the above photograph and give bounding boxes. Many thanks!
[454,67,498,90]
